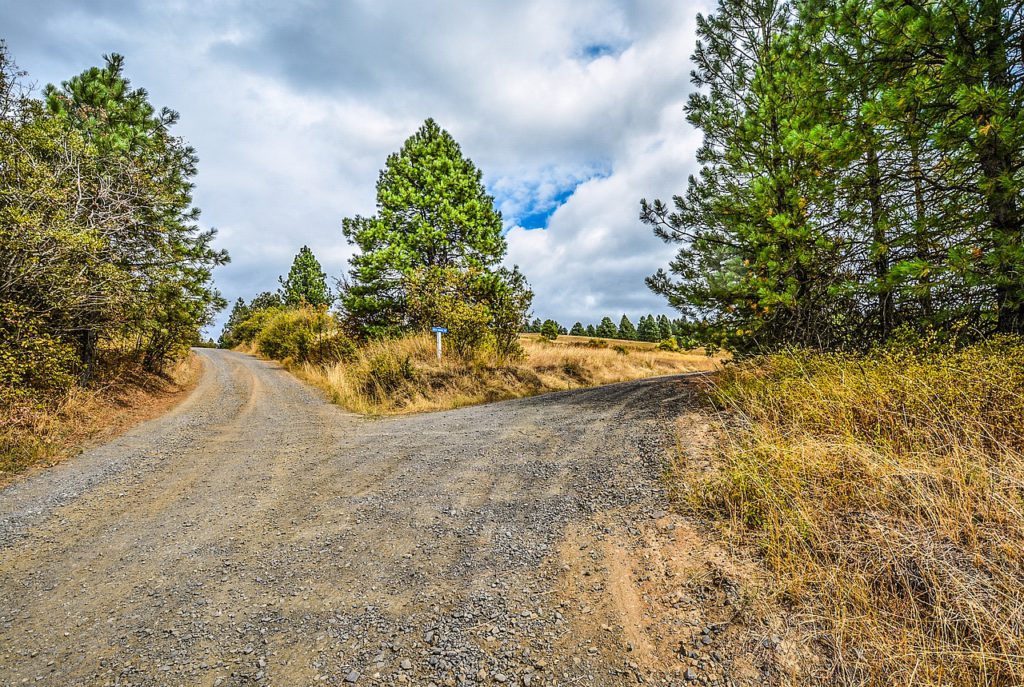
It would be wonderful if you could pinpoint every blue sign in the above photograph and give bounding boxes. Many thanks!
[431,327,448,333]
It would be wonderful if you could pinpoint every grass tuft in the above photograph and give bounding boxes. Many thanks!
[685,337,1024,685]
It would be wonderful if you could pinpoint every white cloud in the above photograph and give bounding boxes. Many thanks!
[2,0,714,331]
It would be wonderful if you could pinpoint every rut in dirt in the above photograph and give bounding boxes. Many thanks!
[0,348,697,687]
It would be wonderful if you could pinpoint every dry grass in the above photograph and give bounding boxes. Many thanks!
[0,353,201,485]
[679,338,1024,685]
[294,333,720,414]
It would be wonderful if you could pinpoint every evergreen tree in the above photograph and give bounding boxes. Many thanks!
[657,314,674,340]
[642,0,847,351]
[15,51,228,373]
[280,246,331,307]
[586,323,597,336]
[342,119,506,336]
[596,317,618,339]
[218,298,250,348]
[618,315,637,340]
[528,317,543,333]
[637,315,661,342]
[570,322,585,336]
[540,319,560,340]
[250,291,283,311]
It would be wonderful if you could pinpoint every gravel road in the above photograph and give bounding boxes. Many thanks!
[0,349,700,687]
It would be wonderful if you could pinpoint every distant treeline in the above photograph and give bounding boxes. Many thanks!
[523,314,691,343]
[643,0,1024,352]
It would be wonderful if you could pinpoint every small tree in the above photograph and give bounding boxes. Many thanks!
[280,246,331,307]
[637,315,661,342]
[618,315,637,340]
[341,119,506,336]
[586,323,597,336]
[596,317,618,339]
[657,314,673,341]
[540,319,560,340]
[219,298,250,348]
[570,322,585,336]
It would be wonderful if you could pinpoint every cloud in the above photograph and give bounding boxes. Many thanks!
[2,0,713,332]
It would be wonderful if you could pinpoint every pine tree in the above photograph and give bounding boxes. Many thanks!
[656,314,673,340]
[218,298,250,348]
[596,317,618,339]
[585,323,597,336]
[618,315,637,340]
[280,246,331,307]
[642,0,847,351]
[342,119,506,336]
[570,322,585,336]
[637,315,661,342]
[540,319,560,340]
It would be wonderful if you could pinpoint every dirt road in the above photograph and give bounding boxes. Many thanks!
[0,349,706,687]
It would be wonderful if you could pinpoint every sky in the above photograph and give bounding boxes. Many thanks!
[2,0,712,335]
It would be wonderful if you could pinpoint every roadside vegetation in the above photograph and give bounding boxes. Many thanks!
[0,44,226,478]
[676,338,1024,684]
[297,334,717,414]
[644,0,1024,683]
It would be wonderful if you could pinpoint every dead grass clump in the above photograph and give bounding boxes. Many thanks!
[295,333,720,414]
[687,337,1024,685]
[0,353,200,484]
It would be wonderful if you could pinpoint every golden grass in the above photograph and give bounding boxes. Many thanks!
[0,354,200,484]
[294,333,721,414]
[680,338,1024,685]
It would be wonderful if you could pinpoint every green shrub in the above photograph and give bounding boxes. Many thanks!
[360,353,415,400]
[0,302,78,405]
[657,337,680,352]
[254,306,353,365]
[613,345,629,356]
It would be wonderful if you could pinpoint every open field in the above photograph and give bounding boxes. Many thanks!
[293,332,722,414]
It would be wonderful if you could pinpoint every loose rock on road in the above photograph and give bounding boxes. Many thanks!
[0,349,699,686]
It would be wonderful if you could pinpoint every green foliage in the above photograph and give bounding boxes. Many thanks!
[0,302,77,405]
[618,315,637,340]
[1,45,226,388]
[254,306,354,365]
[342,118,507,337]
[232,307,282,346]
[637,315,660,342]
[585,323,597,337]
[280,245,331,307]
[404,266,533,361]
[569,322,585,336]
[645,0,1024,351]
[595,317,618,339]
[540,319,560,340]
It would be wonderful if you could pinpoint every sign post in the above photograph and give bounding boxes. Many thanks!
[431,327,448,361]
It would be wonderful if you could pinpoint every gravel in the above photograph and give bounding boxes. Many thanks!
[0,349,696,686]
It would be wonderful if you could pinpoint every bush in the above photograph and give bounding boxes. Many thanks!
[613,345,629,356]
[0,302,78,405]
[254,306,354,365]
[360,353,415,400]
[656,337,680,352]
[404,266,532,362]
